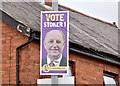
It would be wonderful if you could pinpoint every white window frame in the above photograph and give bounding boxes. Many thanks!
[103,72,118,86]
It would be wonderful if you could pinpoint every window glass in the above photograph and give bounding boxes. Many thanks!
[103,75,117,86]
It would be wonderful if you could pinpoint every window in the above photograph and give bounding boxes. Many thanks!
[103,72,118,86]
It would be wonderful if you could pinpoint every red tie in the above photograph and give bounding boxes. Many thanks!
[49,61,55,66]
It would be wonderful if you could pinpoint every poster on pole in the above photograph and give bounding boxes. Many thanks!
[40,11,69,75]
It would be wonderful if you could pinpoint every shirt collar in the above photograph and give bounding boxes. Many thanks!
[47,55,62,66]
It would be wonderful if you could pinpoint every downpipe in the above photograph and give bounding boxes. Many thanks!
[16,32,35,86]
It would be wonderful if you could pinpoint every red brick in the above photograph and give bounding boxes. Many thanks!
[1,21,120,85]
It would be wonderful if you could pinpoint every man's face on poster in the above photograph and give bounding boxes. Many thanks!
[44,30,65,60]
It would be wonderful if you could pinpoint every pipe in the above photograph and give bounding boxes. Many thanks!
[16,36,34,86]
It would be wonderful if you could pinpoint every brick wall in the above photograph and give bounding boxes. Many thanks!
[1,21,40,84]
[0,21,2,84]
[70,51,120,84]
[1,21,120,85]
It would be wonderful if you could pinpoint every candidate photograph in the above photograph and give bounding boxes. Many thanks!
[42,30,67,67]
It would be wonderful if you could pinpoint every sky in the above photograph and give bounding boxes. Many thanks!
[58,0,119,26]
[40,0,119,26]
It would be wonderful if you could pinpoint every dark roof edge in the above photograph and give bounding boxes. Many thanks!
[1,10,18,29]
[35,32,120,67]
[1,10,120,67]
[70,42,120,67]
[59,4,118,28]
[1,10,35,37]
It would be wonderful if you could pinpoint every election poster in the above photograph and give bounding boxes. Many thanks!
[40,11,69,75]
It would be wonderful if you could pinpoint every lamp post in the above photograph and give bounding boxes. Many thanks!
[118,1,120,28]
[51,0,58,85]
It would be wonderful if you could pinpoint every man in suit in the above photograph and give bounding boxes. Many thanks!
[42,30,67,67]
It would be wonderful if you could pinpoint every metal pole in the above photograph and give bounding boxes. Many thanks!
[118,1,120,58]
[52,0,58,11]
[51,0,58,85]
[118,1,120,28]
[51,75,58,85]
